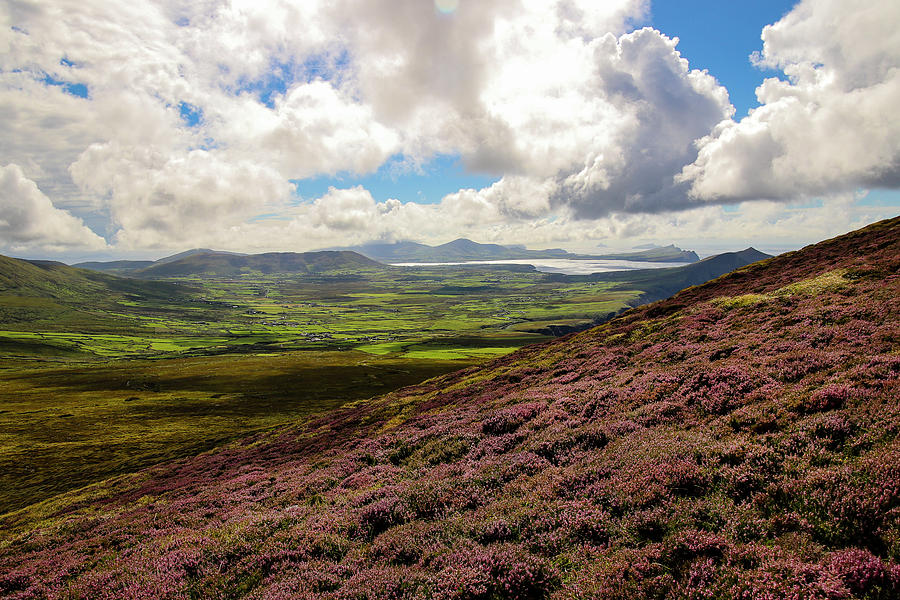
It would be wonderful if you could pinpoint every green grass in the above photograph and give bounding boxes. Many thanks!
[0,263,648,516]
[2,266,636,361]
[0,351,473,515]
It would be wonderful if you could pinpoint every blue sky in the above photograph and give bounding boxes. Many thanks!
[286,0,823,208]
[292,154,500,205]
[2,0,899,259]
[649,0,795,118]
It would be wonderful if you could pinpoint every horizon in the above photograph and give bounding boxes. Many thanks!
[21,237,776,266]
[2,0,899,262]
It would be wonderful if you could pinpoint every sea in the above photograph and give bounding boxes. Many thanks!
[390,258,693,276]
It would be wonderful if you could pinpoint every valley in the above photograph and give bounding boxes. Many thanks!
[1,263,630,361]
[0,217,896,599]
[0,249,764,516]
[4,2,897,597]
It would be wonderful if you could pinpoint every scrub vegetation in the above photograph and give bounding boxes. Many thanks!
[0,352,469,516]
[0,256,698,515]
[0,217,896,599]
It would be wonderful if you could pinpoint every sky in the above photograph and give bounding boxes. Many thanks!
[1,0,899,262]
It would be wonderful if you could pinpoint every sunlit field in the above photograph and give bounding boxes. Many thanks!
[0,264,646,515]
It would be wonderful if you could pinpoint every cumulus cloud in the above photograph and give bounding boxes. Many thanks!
[215,81,400,178]
[0,72,100,210]
[0,164,106,251]
[322,1,732,219]
[679,0,900,201]
[1,0,898,257]
[553,27,733,217]
[301,1,731,218]
[69,144,293,249]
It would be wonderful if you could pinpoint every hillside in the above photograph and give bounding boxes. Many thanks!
[0,255,196,355]
[133,250,382,278]
[554,248,772,305]
[74,248,250,275]
[0,254,185,304]
[588,243,700,263]
[69,259,155,275]
[153,248,247,265]
[1,255,108,299]
[342,238,698,263]
[1,217,898,598]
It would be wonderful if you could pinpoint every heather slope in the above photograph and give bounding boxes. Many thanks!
[1,217,898,599]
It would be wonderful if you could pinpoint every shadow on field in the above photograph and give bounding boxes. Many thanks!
[0,351,473,515]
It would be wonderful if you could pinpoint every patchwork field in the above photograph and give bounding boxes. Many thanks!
[0,265,645,515]
[0,266,640,361]
[0,256,758,519]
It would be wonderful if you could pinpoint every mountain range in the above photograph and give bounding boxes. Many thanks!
[557,247,773,304]
[338,238,700,263]
[2,217,896,598]
[74,250,380,278]
[73,240,700,276]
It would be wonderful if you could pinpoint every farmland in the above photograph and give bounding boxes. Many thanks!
[0,266,639,361]
[0,263,644,514]
[0,248,771,516]
[2,217,897,599]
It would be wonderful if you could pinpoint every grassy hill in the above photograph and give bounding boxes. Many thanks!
[0,254,191,301]
[553,247,772,304]
[0,254,191,338]
[69,259,156,275]
[1,217,896,598]
[74,248,254,275]
[134,250,382,278]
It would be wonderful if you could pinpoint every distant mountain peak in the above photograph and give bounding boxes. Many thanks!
[155,248,246,264]
[134,250,381,278]
[338,239,699,263]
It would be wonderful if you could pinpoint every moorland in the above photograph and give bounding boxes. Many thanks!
[0,217,896,598]
[0,246,762,517]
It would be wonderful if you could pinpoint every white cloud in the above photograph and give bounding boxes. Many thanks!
[552,27,733,217]
[213,81,400,179]
[310,186,389,231]
[0,73,100,211]
[1,0,898,258]
[0,164,106,251]
[679,0,900,201]
[322,0,730,221]
[308,2,731,218]
[69,144,292,249]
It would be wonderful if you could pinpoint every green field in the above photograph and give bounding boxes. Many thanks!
[1,266,641,361]
[0,351,475,517]
[1,264,647,516]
